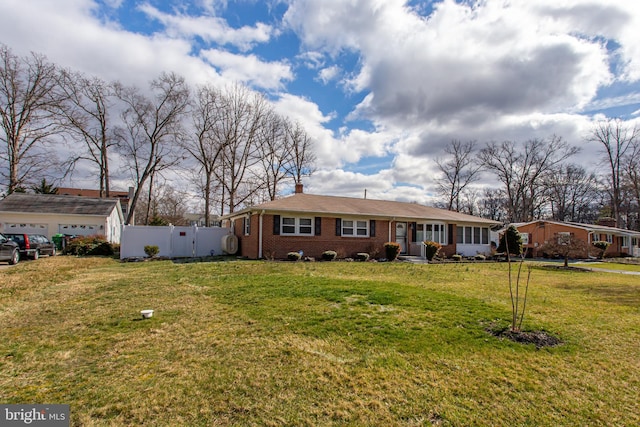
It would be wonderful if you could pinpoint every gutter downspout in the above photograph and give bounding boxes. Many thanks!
[258,210,265,259]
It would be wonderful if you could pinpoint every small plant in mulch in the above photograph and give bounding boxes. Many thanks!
[287,252,302,261]
[144,245,160,258]
[355,252,369,262]
[321,250,337,261]
[423,240,442,261]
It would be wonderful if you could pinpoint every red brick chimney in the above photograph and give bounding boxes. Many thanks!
[596,217,617,228]
[294,182,303,194]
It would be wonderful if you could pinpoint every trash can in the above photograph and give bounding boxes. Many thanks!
[52,234,64,250]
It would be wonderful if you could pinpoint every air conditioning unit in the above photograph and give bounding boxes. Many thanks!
[221,234,238,255]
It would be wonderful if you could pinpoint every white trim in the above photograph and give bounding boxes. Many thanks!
[341,218,369,237]
[280,216,314,236]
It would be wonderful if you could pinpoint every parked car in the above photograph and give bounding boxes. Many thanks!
[4,233,56,260]
[0,233,20,265]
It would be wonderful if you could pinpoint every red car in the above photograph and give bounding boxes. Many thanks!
[4,233,56,260]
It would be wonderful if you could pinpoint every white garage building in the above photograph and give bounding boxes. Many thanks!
[0,193,124,243]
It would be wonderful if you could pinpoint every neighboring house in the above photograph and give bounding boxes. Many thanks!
[184,213,221,227]
[223,186,500,260]
[512,220,640,258]
[0,193,124,243]
[57,187,133,223]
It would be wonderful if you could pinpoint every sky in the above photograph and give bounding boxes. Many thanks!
[1,0,640,206]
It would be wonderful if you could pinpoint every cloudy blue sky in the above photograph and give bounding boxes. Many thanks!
[1,0,639,205]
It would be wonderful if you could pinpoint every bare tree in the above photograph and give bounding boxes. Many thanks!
[183,84,224,226]
[624,138,640,230]
[255,111,290,201]
[134,181,191,226]
[544,164,599,223]
[479,137,579,222]
[539,233,590,268]
[478,188,508,222]
[57,70,116,197]
[212,83,269,213]
[286,119,315,186]
[114,72,190,224]
[588,118,639,228]
[435,140,482,211]
[254,114,316,201]
[0,44,62,194]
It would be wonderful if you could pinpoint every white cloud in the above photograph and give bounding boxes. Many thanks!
[201,49,293,90]
[0,0,221,88]
[138,3,274,51]
[317,65,340,84]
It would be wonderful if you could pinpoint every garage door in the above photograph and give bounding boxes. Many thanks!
[58,224,102,237]
[3,223,49,235]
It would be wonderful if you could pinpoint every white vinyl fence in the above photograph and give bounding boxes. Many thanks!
[120,225,232,259]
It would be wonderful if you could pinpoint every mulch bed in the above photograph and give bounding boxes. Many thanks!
[489,328,563,349]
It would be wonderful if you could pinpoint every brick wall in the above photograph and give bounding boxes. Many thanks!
[236,214,396,260]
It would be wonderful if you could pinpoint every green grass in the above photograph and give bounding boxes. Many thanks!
[572,261,640,272]
[1,258,639,426]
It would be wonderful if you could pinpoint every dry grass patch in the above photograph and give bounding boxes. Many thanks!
[1,258,639,426]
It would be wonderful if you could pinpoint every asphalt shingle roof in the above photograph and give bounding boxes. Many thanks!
[233,193,499,225]
[0,193,120,217]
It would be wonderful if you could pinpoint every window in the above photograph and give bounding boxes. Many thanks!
[519,233,530,245]
[632,238,638,247]
[605,234,613,244]
[342,219,369,237]
[243,216,251,235]
[481,228,489,245]
[281,217,314,236]
[423,223,446,244]
[621,236,629,248]
[457,226,490,245]
[557,232,571,245]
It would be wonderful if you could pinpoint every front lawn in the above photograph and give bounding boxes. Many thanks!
[1,258,638,426]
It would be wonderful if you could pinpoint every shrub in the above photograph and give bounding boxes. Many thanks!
[63,235,115,256]
[355,252,369,262]
[321,250,337,261]
[592,241,610,259]
[475,254,486,261]
[451,254,462,262]
[287,252,302,261]
[144,245,160,258]
[383,242,401,261]
[497,225,523,257]
[423,240,442,261]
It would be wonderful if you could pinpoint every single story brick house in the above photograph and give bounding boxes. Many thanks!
[0,193,124,243]
[223,187,500,260]
[512,219,640,258]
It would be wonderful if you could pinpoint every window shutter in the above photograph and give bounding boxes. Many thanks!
[335,218,342,236]
[411,222,417,242]
[370,220,376,237]
[315,217,322,236]
[273,215,280,235]
[448,224,454,245]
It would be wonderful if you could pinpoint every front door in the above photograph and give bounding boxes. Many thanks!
[395,222,408,254]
